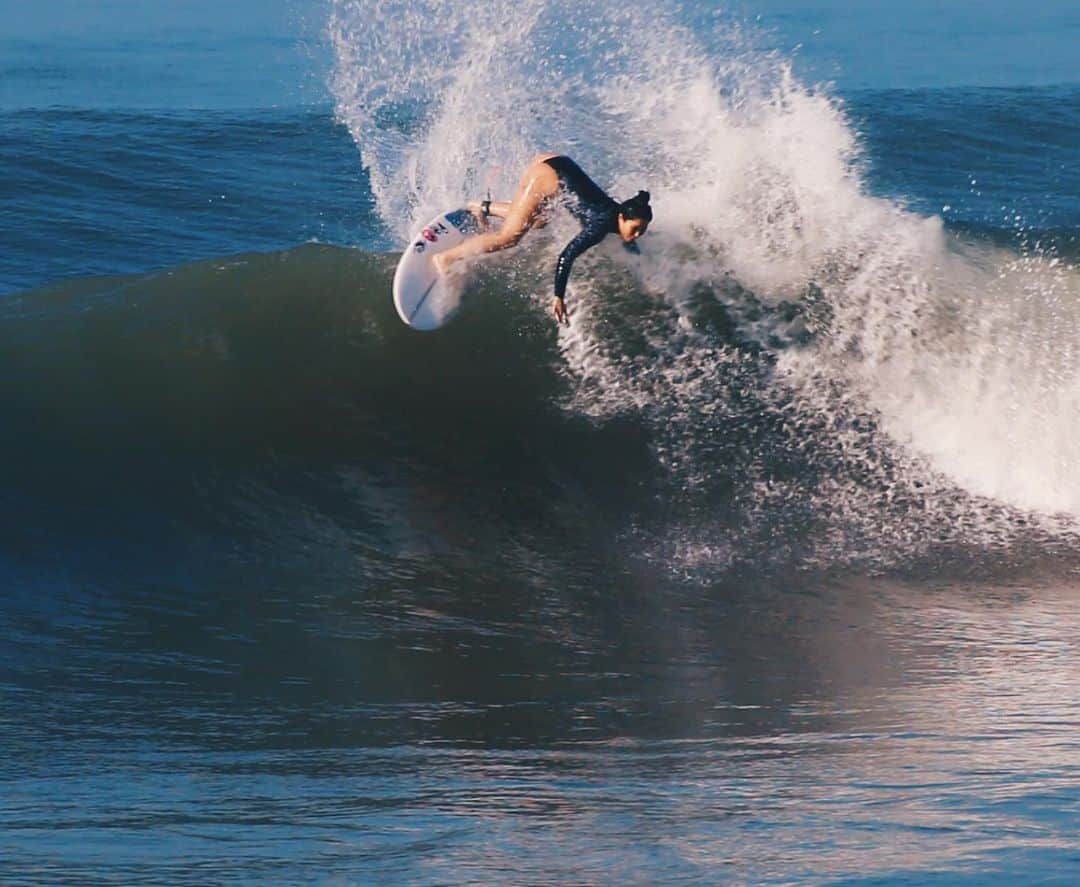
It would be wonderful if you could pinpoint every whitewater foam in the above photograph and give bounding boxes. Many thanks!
[329,0,1080,570]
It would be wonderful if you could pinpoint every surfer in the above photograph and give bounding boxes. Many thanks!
[433,153,652,324]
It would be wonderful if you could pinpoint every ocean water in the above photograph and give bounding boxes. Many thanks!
[2,1,1079,883]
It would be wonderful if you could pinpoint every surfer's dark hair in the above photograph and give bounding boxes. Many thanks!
[618,190,653,222]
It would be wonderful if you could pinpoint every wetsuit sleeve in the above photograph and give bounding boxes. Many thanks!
[554,226,608,301]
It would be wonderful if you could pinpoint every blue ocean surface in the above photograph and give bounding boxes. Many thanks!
[1,1,1078,884]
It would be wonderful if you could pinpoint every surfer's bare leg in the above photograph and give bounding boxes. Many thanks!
[468,200,511,221]
[435,155,560,272]
[468,200,549,233]
[466,200,510,232]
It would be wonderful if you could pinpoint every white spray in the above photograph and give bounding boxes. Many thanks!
[329,0,1080,567]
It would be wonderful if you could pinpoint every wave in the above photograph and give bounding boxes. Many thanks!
[2,239,1079,581]
[4,0,1079,582]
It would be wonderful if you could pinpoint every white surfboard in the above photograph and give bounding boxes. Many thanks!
[392,208,480,330]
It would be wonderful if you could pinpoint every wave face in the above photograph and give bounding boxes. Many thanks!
[0,247,655,583]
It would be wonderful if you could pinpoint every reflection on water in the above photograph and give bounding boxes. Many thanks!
[1,559,1076,883]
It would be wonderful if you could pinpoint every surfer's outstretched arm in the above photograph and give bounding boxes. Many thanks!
[552,226,607,325]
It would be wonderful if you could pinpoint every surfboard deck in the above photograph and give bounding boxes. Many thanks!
[392,208,480,330]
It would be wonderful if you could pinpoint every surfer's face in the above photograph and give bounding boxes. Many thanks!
[618,215,649,242]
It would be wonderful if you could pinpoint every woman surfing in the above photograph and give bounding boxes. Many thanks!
[434,153,652,325]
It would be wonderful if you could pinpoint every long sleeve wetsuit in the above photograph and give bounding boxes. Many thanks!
[544,156,621,301]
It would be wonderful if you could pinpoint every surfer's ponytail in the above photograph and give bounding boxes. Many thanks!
[618,190,653,222]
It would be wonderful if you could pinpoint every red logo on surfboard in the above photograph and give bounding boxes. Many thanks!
[422,227,438,242]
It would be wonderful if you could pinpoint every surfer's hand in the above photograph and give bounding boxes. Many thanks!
[552,297,569,325]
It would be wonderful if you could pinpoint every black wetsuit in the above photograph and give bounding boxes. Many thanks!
[544,156,623,301]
